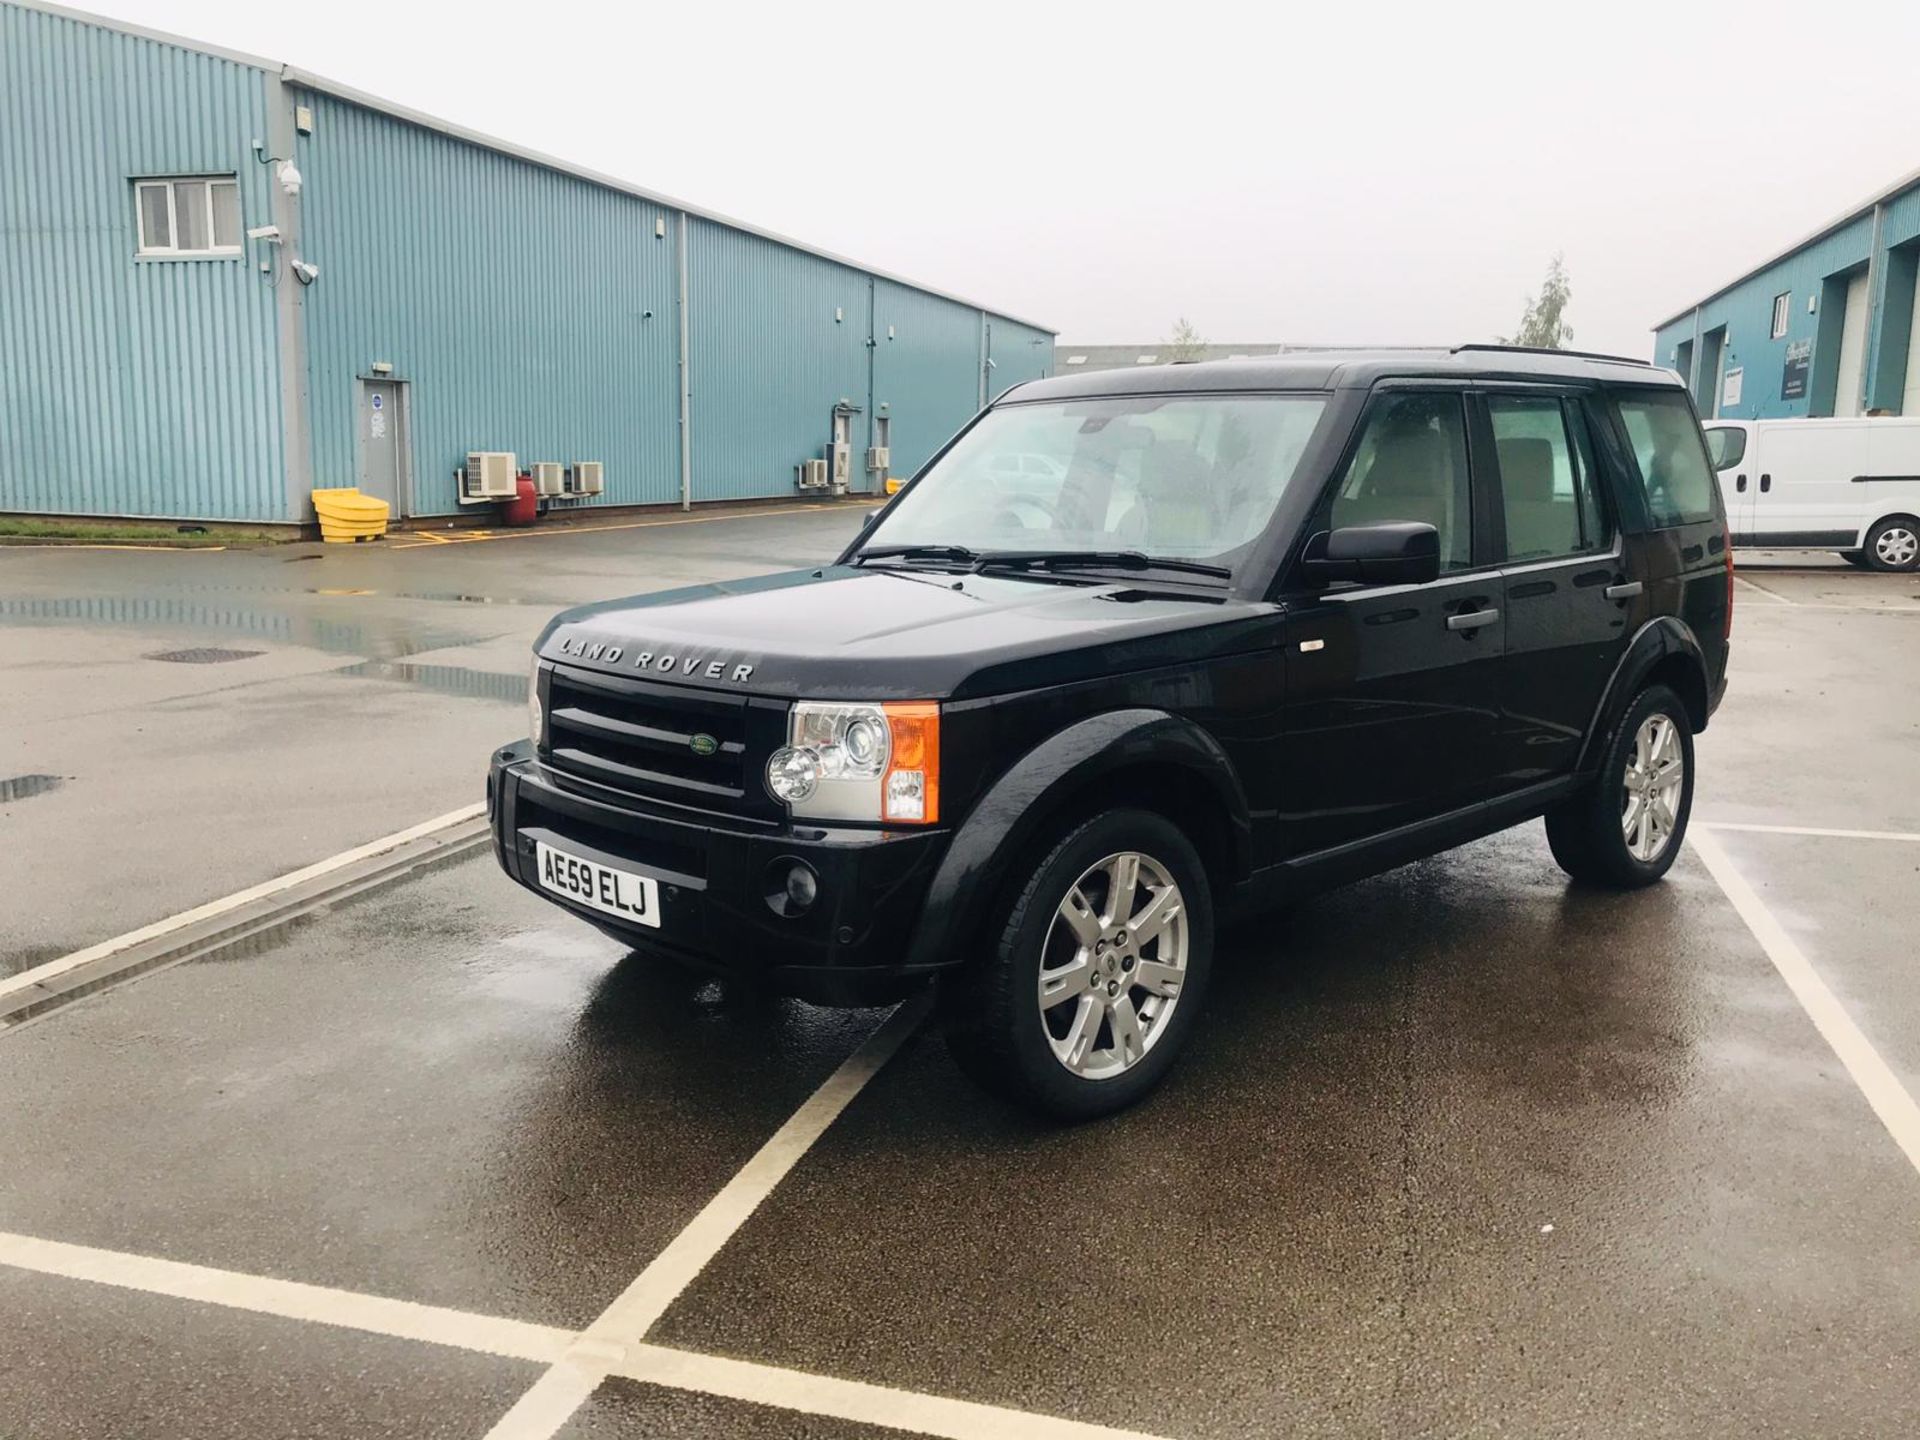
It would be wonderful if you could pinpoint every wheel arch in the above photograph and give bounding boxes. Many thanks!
[903,709,1250,971]
[1575,618,1710,774]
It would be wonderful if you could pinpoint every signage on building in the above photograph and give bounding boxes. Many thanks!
[1781,339,1812,401]
[1721,367,1743,408]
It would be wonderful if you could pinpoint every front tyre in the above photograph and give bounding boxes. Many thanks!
[940,808,1213,1121]
[1545,684,1695,888]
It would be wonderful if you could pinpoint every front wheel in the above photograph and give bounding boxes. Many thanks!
[940,808,1213,1121]
[1545,684,1695,888]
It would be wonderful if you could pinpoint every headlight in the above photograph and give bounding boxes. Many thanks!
[766,701,939,824]
[528,656,546,746]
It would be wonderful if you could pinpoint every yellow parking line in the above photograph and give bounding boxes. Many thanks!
[384,502,878,550]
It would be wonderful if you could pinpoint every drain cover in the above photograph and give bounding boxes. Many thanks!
[143,647,265,664]
[0,774,65,803]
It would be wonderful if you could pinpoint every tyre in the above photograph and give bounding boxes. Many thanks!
[1839,551,1872,569]
[940,808,1213,1121]
[1864,516,1920,572]
[1545,684,1695,888]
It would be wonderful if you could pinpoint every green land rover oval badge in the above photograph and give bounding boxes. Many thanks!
[689,733,719,757]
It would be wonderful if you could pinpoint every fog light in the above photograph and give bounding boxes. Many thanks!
[785,862,818,911]
[764,857,820,918]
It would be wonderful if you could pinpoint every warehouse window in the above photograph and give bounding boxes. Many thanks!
[134,176,241,257]
[1770,292,1790,339]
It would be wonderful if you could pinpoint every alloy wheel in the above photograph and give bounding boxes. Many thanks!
[1037,851,1188,1079]
[1621,713,1685,862]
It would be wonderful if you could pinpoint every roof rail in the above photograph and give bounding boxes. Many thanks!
[1451,343,1653,367]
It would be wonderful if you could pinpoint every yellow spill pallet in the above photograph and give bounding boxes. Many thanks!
[311,487,391,544]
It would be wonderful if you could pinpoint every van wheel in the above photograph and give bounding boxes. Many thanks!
[940,809,1213,1121]
[1864,516,1920,571]
[1545,684,1695,888]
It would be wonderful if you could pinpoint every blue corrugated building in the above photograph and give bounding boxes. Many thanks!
[1654,167,1920,422]
[0,0,1053,525]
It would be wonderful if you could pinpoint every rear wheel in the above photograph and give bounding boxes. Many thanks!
[1864,516,1920,572]
[940,808,1213,1121]
[1545,684,1694,888]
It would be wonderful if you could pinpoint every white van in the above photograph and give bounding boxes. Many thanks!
[1702,417,1920,570]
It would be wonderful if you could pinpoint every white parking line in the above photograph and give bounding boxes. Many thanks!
[1698,821,1920,844]
[0,803,486,1004]
[0,1230,573,1362]
[1689,828,1920,1179]
[1732,575,1793,604]
[481,992,931,1440]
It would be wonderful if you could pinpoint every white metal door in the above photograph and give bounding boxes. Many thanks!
[1834,272,1871,417]
[358,379,406,513]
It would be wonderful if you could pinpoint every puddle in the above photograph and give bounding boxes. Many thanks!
[332,659,527,703]
[143,646,265,665]
[0,774,64,803]
[0,596,473,662]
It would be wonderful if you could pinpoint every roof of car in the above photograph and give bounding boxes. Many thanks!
[1002,346,1683,402]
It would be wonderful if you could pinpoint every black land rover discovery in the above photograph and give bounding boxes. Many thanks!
[489,346,1731,1119]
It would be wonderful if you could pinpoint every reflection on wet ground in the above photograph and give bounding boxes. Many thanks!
[0,595,482,661]
[0,774,65,803]
[330,659,528,703]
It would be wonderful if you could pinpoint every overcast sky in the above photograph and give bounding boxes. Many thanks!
[82,0,1920,355]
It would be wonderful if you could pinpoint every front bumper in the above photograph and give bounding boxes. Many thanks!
[487,741,952,1005]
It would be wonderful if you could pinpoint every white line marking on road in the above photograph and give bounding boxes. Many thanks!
[0,803,486,1003]
[1690,828,1920,1179]
[481,993,931,1440]
[1732,575,1793,604]
[1698,821,1920,843]
[0,1230,572,1363]
[619,1343,1172,1440]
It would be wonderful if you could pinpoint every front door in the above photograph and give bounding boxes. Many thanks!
[358,379,406,514]
[1479,389,1633,790]
[1276,389,1505,856]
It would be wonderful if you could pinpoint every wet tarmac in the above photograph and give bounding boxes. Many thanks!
[1,545,1916,1437]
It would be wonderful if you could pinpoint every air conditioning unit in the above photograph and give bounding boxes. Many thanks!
[829,442,851,495]
[797,458,829,491]
[531,462,565,498]
[566,461,604,496]
[463,451,517,503]
[866,446,891,473]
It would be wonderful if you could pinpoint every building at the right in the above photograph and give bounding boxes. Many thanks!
[1654,168,1920,422]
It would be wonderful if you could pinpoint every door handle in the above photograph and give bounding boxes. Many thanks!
[1604,581,1643,601]
[1760,473,1771,493]
[1735,473,1747,492]
[1445,608,1500,632]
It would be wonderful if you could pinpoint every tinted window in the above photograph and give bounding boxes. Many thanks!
[1615,390,1719,526]
[1488,395,1605,561]
[1330,392,1472,572]
[1703,425,1746,471]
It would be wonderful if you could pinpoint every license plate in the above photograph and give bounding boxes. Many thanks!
[534,841,660,928]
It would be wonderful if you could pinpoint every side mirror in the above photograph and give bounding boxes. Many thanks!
[1302,522,1440,586]
[861,511,877,529]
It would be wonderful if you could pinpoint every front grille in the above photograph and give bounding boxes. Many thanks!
[543,664,780,819]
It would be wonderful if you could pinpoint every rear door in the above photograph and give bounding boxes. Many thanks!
[1478,387,1633,791]
[1276,387,1506,855]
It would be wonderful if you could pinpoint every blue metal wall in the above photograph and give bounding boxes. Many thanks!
[0,4,284,520]
[872,279,986,477]
[985,317,1055,402]
[293,90,681,516]
[686,219,873,501]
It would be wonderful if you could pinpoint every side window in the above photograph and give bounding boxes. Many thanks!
[1487,394,1606,561]
[1329,392,1472,572]
[1615,389,1719,527]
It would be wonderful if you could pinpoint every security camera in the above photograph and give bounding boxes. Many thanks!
[291,259,320,285]
[277,160,303,197]
[246,223,281,242]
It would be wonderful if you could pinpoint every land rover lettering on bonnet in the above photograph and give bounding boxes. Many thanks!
[489,346,1730,1120]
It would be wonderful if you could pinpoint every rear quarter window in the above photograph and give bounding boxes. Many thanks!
[1615,389,1720,527]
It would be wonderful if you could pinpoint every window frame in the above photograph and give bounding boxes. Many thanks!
[133,174,243,259]
[1770,292,1791,340]
[1477,387,1614,565]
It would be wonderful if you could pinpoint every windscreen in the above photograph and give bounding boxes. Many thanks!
[864,394,1329,572]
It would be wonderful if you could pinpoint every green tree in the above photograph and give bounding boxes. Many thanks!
[1502,255,1573,349]
[1168,316,1206,363]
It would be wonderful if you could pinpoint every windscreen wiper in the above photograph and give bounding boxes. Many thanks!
[850,544,981,566]
[976,549,1231,579]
